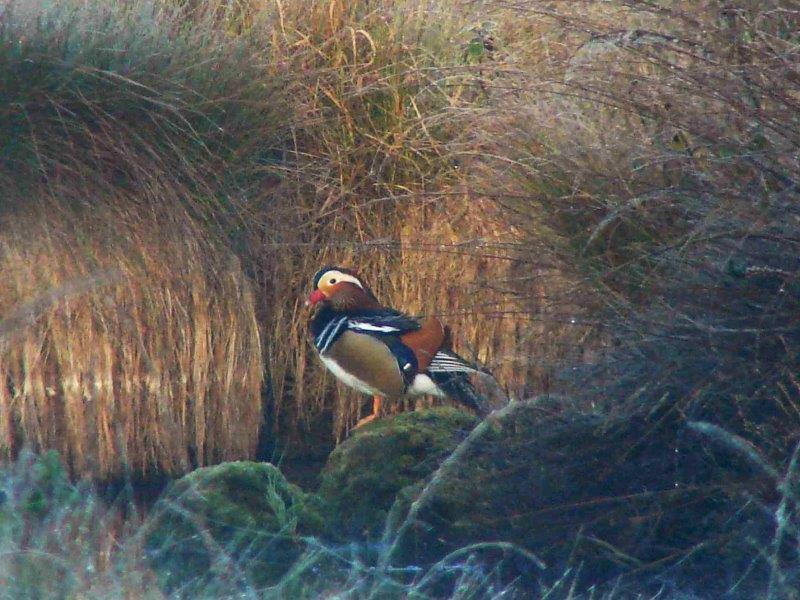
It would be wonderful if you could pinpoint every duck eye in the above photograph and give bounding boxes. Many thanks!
[329,278,337,284]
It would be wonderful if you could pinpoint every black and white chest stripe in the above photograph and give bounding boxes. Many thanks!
[314,316,406,354]
[314,315,348,353]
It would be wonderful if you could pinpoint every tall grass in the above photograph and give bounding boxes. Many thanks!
[0,203,263,479]
[454,2,800,593]
[466,0,800,445]
[245,0,589,438]
[1,0,579,450]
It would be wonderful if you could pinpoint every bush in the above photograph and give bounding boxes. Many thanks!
[470,2,800,438]
[146,461,324,596]
[459,2,800,596]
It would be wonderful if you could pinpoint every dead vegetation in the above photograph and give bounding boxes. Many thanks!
[464,0,800,453]
[0,204,262,479]
[247,0,575,438]
[1,0,585,452]
[1,0,799,594]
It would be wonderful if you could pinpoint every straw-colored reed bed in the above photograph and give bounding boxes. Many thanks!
[0,204,262,479]
[251,0,594,439]
[0,0,596,451]
[259,193,587,440]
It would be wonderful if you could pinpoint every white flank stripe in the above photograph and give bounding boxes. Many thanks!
[431,357,465,364]
[429,352,478,373]
[348,321,400,333]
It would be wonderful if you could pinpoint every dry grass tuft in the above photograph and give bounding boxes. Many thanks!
[0,203,262,479]
[463,1,800,436]
[247,0,592,440]
[0,0,614,447]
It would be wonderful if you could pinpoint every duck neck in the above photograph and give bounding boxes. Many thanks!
[309,304,340,339]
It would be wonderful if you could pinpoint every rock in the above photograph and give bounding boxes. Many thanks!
[386,400,774,596]
[318,399,775,597]
[147,461,323,596]
[318,407,477,539]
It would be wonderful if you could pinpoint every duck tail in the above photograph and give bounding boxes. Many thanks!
[427,348,497,416]
[428,369,490,416]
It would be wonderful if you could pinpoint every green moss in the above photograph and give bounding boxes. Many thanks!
[385,401,772,595]
[147,461,324,596]
[318,407,477,539]
[0,450,79,523]
[319,401,770,595]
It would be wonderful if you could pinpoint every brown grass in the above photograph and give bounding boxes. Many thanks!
[0,202,262,479]
[244,0,596,440]
[0,0,610,450]
[458,0,800,464]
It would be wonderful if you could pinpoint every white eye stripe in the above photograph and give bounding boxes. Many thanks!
[323,270,363,289]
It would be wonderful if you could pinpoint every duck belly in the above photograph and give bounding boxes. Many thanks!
[319,355,382,396]
[320,330,406,399]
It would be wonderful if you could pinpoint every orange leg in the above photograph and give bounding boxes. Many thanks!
[355,395,382,429]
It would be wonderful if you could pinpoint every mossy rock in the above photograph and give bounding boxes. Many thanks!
[318,407,477,539]
[147,461,324,596]
[386,400,775,597]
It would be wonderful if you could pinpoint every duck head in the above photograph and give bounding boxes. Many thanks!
[306,266,380,311]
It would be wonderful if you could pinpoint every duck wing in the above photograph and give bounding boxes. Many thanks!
[400,317,447,371]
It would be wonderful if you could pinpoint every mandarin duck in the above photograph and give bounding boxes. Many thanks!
[306,266,493,428]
